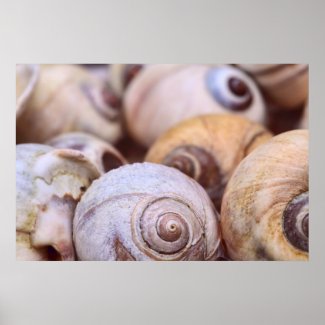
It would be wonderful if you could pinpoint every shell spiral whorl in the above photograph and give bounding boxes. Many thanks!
[73,163,220,261]
[206,67,253,111]
[282,191,309,252]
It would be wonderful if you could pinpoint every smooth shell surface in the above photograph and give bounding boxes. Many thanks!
[16,64,122,144]
[124,64,266,147]
[48,132,127,174]
[146,115,272,210]
[16,144,100,261]
[74,163,221,261]
[220,130,308,261]
[238,64,308,109]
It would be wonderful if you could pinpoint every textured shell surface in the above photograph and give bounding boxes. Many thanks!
[16,143,100,260]
[74,163,221,261]
[146,114,273,210]
[220,130,308,261]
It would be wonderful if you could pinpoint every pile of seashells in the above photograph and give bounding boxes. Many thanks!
[16,64,308,261]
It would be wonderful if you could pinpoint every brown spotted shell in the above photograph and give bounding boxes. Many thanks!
[16,64,122,144]
[16,144,100,261]
[47,132,127,174]
[220,130,308,261]
[238,64,308,110]
[73,163,221,261]
[124,64,266,147]
[16,64,39,118]
[146,114,272,211]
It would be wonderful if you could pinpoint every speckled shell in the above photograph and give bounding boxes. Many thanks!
[238,64,308,109]
[16,64,122,144]
[220,130,308,261]
[16,144,100,261]
[16,64,39,118]
[47,132,127,174]
[146,114,273,211]
[73,163,221,261]
[124,64,266,147]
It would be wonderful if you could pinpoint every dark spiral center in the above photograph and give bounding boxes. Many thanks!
[168,156,195,178]
[228,77,249,97]
[283,192,309,252]
[157,213,185,242]
[206,67,253,111]
[162,145,223,210]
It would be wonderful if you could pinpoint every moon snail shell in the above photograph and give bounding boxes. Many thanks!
[146,115,273,211]
[220,130,309,261]
[16,64,123,144]
[124,64,266,147]
[73,163,221,261]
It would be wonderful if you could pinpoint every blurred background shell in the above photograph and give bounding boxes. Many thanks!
[124,64,267,147]
[16,64,123,144]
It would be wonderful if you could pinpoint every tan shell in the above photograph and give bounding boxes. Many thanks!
[124,64,266,147]
[16,64,122,144]
[47,132,127,174]
[16,64,39,118]
[73,163,221,261]
[220,130,309,261]
[238,64,308,110]
[146,114,272,211]
[16,144,100,261]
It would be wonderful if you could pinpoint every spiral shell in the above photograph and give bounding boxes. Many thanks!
[220,130,308,261]
[73,163,221,261]
[238,64,308,109]
[16,144,100,261]
[16,64,39,118]
[47,132,127,174]
[16,64,122,144]
[124,64,266,147]
[146,115,272,210]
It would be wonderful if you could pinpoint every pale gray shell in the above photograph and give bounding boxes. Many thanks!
[73,163,221,261]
